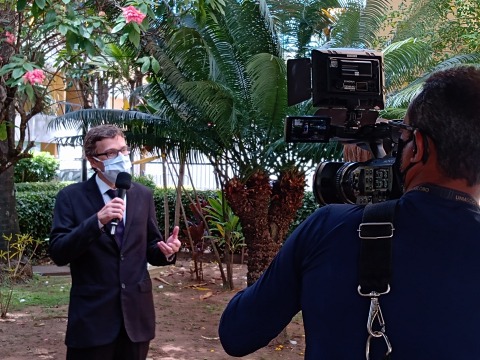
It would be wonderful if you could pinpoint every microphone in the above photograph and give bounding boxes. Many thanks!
[110,172,132,235]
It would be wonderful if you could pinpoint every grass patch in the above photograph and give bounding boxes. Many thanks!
[0,274,71,312]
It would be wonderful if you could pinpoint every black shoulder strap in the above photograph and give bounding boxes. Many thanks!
[358,199,399,295]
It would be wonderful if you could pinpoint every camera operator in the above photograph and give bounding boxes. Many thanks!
[218,65,480,359]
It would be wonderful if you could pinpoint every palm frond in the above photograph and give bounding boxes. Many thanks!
[391,0,449,42]
[325,2,362,48]
[257,0,281,55]
[386,81,424,109]
[47,109,167,148]
[246,53,287,128]
[228,0,281,58]
[266,138,343,170]
[427,53,480,72]
[197,19,251,109]
[48,109,166,132]
[178,81,235,131]
[325,0,389,49]
[358,0,390,48]
[268,0,340,57]
[379,107,409,120]
[387,53,480,108]
[383,38,432,92]
[167,27,210,81]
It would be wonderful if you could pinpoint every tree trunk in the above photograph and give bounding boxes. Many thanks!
[225,168,305,286]
[161,151,169,240]
[174,152,186,227]
[0,164,19,250]
[0,9,20,250]
[269,168,306,244]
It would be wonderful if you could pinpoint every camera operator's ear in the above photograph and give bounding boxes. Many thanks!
[412,130,430,164]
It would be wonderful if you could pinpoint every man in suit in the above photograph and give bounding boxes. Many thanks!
[49,124,181,360]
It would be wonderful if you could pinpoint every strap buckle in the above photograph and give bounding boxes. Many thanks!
[358,286,393,360]
[358,222,394,239]
[358,287,392,360]
[366,332,392,360]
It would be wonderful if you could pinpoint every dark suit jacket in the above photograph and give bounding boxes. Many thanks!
[49,174,174,348]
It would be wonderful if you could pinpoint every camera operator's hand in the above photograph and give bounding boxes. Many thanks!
[343,144,372,162]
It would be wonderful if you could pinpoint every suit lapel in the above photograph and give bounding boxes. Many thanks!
[84,174,106,212]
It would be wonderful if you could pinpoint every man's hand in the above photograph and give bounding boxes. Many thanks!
[97,198,125,225]
[157,226,181,257]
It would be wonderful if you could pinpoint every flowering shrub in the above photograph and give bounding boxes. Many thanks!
[22,69,46,85]
[122,6,146,24]
[4,31,15,45]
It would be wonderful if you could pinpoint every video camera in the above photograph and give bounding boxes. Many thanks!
[285,48,402,205]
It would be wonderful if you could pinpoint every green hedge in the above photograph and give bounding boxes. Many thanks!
[16,189,62,258]
[16,182,319,258]
[152,188,218,232]
[290,191,320,232]
[16,182,72,193]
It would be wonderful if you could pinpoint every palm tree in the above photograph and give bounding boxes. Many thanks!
[140,0,347,286]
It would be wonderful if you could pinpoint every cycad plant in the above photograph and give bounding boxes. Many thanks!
[142,0,330,285]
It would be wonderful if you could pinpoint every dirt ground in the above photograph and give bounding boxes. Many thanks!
[0,257,305,360]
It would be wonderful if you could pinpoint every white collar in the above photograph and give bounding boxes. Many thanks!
[96,175,114,194]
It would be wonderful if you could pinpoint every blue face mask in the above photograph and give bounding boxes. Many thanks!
[95,154,132,184]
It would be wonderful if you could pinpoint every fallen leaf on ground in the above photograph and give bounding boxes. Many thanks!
[154,277,172,285]
[201,335,219,340]
[185,283,208,289]
[200,291,213,300]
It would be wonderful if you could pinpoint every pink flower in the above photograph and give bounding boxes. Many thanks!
[23,69,46,85]
[122,6,146,24]
[5,31,15,44]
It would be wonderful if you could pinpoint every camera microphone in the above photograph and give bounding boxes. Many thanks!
[110,172,132,235]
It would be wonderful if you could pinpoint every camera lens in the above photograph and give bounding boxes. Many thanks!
[336,162,361,204]
[313,157,400,206]
[312,162,344,205]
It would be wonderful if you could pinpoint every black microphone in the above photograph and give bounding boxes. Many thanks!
[110,172,132,235]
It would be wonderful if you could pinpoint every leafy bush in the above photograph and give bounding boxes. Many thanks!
[14,152,60,183]
[16,189,60,258]
[16,182,70,193]
[132,174,157,190]
[15,182,319,260]
[288,191,320,233]
[0,233,42,281]
[204,191,245,255]
[152,188,218,233]
[0,233,43,317]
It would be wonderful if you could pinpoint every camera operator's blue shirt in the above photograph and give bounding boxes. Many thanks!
[219,188,480,359]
